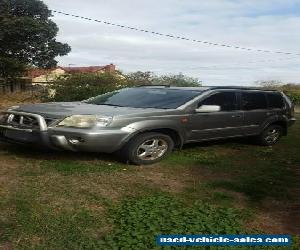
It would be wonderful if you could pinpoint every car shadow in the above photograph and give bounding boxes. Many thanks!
[0,141,117,162]
[0,136,257,163]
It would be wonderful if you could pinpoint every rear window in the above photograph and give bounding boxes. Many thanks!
[267,92,284,109]
[241,92,267,110]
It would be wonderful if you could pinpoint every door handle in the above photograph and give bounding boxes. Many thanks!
[266,112,275,116]
[231,114,242,118]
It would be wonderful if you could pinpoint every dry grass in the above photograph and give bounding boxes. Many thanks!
[0,91,40,110]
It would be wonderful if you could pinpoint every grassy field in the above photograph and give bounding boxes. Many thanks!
[0,96,299,249]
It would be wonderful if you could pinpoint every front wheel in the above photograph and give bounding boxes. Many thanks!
[257,125,283,146]
[120,132,174,165]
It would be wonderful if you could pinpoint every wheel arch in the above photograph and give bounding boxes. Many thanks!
[124,127,183,149]
[263,120,288,136]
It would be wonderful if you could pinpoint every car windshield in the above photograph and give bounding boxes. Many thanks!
[85,88,201,109]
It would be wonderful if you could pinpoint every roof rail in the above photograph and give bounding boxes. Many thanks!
[204,86,278,91]
[132,85,278,91]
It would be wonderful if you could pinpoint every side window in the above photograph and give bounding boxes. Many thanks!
[198,92,237,111]
[242,92,267,110]
[267,92,284,109]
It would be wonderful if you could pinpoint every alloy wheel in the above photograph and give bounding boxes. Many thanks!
[136,138,168,161]
[264,128,280,144]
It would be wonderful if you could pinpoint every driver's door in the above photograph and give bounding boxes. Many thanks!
[187,91,244,141]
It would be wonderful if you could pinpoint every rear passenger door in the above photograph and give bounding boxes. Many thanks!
[241,91,269,135]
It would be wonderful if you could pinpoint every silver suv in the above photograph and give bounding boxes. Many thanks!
[0,86,296,165]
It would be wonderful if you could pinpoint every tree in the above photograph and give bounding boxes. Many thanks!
[46,73,129,102]
[0,0,71,77]
[256,80,283,89]
[126,71,154,86]
[153,73,202,87]
[126,71,202,87]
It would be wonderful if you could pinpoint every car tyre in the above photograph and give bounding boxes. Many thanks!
[120,132,174,165]
[257,124,283,146]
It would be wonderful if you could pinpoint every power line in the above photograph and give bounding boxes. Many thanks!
[52,10,300,57]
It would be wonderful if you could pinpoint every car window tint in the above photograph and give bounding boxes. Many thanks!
[267,92,284,109]
[242,92,267,110]
[199,92,237,111]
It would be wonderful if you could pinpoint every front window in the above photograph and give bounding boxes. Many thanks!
[86,88,201,109]
[198,92,237,111]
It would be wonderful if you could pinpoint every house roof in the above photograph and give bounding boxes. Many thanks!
[60,65,112,74]
[26,64,116,78]
[26,68,53,78]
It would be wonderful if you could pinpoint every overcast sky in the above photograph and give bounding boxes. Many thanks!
[44,0,300,85]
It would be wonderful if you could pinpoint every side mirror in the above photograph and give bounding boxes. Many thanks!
[195,105,221,113]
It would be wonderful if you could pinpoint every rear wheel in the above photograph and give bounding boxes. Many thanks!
[257,124,283,146]
[120,132,174,165]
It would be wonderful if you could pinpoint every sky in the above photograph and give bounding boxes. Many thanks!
[43,0,300,85]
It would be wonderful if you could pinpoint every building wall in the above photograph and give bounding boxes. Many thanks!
[32,68,66,84]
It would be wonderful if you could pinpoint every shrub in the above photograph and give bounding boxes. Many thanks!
[43,73,128,102]
[285,91,300,105]
[126,71,202,87]
[42,71,202,102]
[153,73,202,87]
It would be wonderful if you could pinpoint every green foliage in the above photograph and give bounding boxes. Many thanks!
[101,195,244,249]
[0,57,26,77]
[126,71,202,87]
[126,71,154,86]
[44,73,128,102]
[153,73,202,87]
[43,71,202,102]
[0,0,71,77]
[285,91,300,105]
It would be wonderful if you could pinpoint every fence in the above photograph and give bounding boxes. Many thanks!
[0,78,33,94]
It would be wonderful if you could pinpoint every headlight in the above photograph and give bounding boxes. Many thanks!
[57,115,113,128]
[7,105,20,111]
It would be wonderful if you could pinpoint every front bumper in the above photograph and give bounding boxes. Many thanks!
[0,126,132,153]
[48,127,132,152]
[0,111,132,153]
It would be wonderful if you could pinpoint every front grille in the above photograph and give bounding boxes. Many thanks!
[0,112,48,131]
[45,117,58,127]
[10,114,40,129]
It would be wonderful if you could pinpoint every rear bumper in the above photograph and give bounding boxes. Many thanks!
[0,126,131,153]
